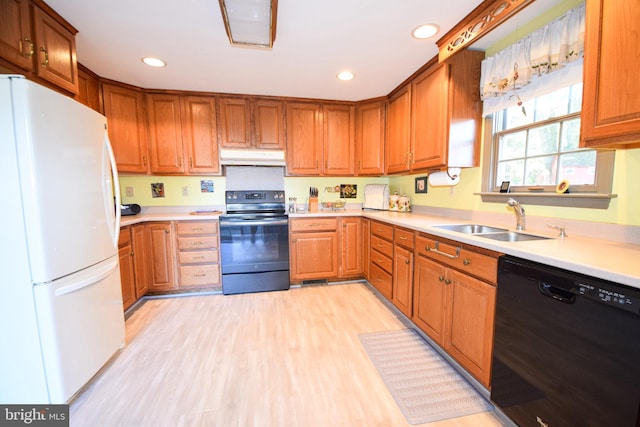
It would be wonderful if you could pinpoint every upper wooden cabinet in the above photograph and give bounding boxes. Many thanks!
[286,101,354,176]
[355,99,385,175]
[218,97,284,150]
[581,0,640,148]
[0,0,79,94]
[386,49,483,174]
[76,65,101,112]
[146,93,219,175]
[102,82,149,174]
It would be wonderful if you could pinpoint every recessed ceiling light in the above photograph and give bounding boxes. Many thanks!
[141,57,166,67]
[337,71,355,81]
[412,24,440,39]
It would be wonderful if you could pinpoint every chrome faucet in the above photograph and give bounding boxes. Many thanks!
[507,198,526,231]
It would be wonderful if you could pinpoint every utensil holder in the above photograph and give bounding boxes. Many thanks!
[308,196,318,212]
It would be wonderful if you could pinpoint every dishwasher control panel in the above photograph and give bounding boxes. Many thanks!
[576,281,640,314]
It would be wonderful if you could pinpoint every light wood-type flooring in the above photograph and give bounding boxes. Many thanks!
[70,283,506,427]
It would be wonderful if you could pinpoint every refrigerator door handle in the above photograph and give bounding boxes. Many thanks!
[104,130,121,246]
[54,260,119,297]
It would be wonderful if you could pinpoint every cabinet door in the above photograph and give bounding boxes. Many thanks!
[118,244,136,311]
[411,64,448,170]
[131,224,149,299]
[581,0,640,148]
[32,5,78,94]
[182,96,219,174]
[219,97,251,149]
[147,222,176,291]
[385,86,412,174]
[290,231,338,280]
[355,100,385,175]
[446,268,496,387]
[102,83,149,173]
[0,0,33,71]
[340,217,362,278]
[252,99,284,150]
[76,66,101,112]
[362,218,370,280]
[323,104,354,175]
[392,245,413,317]
[146,93,185,174]
[286,102,323,175]
[412,256,448,346]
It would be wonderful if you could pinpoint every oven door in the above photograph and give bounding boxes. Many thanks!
[219,216,289,275]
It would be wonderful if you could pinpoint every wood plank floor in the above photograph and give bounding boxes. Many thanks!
[70,283,506,427]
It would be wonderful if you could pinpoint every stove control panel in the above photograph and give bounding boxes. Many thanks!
[225,191,286,203]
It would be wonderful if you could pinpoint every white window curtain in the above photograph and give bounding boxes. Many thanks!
[480,2,585,116]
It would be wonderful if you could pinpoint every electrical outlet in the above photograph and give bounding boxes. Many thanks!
[125,186,134,197]
[182,186,189,196]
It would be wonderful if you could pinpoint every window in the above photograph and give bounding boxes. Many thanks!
[491,83,598,192]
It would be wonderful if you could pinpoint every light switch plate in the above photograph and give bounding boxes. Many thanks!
[125,186,134,197]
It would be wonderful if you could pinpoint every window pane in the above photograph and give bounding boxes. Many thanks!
[504,100,534,129]
[498,131,526,160]
[525,155,557,185]
[560,118,581,151]
[534,86,569,121]
[568,83,583,113]
[527,124,559,156]
[497,159,525,186]
[559,150,596,185]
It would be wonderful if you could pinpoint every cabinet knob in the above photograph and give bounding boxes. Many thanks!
[445,278,451,285]
[463,259,471,265]
[405,259,410,264]
[438,275,445,282]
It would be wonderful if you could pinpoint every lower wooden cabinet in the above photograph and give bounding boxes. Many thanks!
[118,227,136,311]
[392,227,414,317]
[289,217,339,282]
[131,223,149,299]
[339,217,362,278]
[147,222,177,292]
[369,220,394,299]
[176,220,221,290]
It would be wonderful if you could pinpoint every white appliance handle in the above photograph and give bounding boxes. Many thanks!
[105,128,121,246]
[55,260,119,296]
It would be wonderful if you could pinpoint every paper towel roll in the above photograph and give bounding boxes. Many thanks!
[428,168,461,187]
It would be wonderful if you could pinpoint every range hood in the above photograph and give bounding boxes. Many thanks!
[220,149,286,166]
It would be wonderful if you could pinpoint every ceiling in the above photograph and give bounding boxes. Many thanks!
[46,0,561,102]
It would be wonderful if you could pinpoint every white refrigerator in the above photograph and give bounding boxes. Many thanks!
[0,75,125,404]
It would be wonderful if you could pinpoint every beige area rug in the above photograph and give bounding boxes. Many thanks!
[359,328,494,425]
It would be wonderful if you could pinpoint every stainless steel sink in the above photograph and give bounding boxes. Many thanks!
[478,231,551,242]
[434,224,509,234]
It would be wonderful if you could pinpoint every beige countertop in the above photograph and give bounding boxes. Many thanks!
[122,209,639,289]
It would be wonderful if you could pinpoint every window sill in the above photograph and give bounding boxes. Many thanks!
[475,192,617,209]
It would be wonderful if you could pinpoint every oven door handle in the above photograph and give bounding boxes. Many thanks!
[220,218,289,227]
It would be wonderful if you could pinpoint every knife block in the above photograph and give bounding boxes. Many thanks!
[308,196,318,212]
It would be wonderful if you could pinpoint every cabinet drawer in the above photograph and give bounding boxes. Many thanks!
[290,217,338,232]
[179,265,220,286]
[371,221,394,240]
[369,262,392,300]
[371,235,393,258]
[177,221,218,235]
[178,250,218,265]
[415,235,499,284]
[394,227,415,249]
[177,236,218,250]
[118,227,131,247]
[370,248,393,273]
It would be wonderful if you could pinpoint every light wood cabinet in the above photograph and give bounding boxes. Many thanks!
[339,217,362,278]
[581,0,640,148]
[289,217,339,282]
[0,0,78,94]
[286,102,354,176]
[369,220,394,299]
[361,218,370,280]
[355,100,385,175]
[385,86,412,174]
[392,227,414,317]
[118,227,136,311]
[131,224,149,299]
[76,65,101,112]
[147,222,177,292]
[219,97,284,150]
[176,221,221,290]
[386,50,483,174]
[146,93,219,175]
[412,233,499,387]
[102,82,149,173]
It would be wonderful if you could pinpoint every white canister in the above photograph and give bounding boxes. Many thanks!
[398,194,411,212]
[389,193,400,211]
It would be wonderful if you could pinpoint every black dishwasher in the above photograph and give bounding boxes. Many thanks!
[492,256,640,427]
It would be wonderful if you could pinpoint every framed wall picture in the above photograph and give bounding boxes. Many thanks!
[500,181,511,193]
[415,176,428,194]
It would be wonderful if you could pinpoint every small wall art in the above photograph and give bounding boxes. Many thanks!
[415,176,428,194]
[151,182,165,198]
[201,180,214,193]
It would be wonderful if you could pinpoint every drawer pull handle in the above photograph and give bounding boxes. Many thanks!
[377,244,384,248]
[463,258,471,265]
[191,227,204,231]
[191,241,205,246]
[426,241,460,259]
[193,256,205,260]
[399,236,407,240]
[193,273,206,277]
